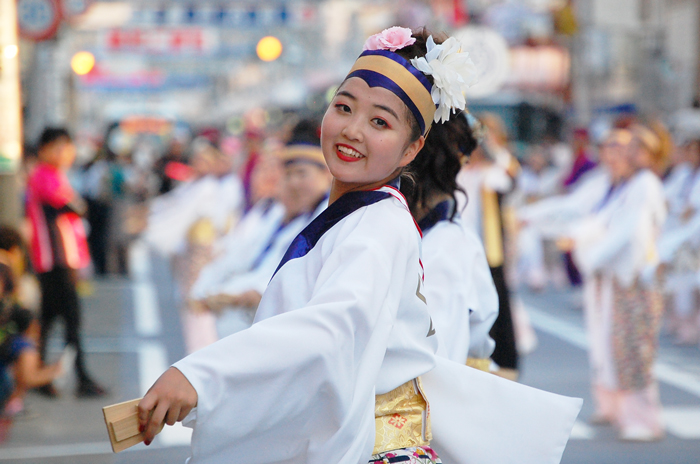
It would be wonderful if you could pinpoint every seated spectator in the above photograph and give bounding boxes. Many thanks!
[0,302,62,417]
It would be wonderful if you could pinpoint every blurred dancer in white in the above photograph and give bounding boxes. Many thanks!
[143,141,244,353]
[194,131,331,338]
[560,127,666,441]
[456,116,520,379]
[657,112,700,344]
[514,144,567,290]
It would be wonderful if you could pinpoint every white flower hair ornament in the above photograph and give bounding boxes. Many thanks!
[410,36,478,124]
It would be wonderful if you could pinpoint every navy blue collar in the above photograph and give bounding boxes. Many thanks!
[417,200,454,234]
[271,178,400,279]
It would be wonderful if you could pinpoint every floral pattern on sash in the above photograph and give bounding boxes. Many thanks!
[369,446,441,463]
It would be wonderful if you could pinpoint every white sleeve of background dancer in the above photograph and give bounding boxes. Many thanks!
[173,222,418,464]
[466,234,498,360]
[573,186,642,274]
[423,232,471,364]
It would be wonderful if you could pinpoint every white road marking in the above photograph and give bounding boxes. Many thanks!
[526,306,588,349]
[138,340,192,446]
[663,407,700,439]
[133,281,162,336]
[569,420,595,440]
[133,243,192,447]
[0,442,113,460]
[129,239,152,281]
[138,340,169,395]
[526,305,700,399]
[130,240,162,337]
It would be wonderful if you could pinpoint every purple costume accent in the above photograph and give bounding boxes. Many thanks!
[272,178,400,279]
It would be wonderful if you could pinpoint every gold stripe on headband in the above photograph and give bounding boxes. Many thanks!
[631,124,661,157]
[279,145,326,166]
[349,55,435,134]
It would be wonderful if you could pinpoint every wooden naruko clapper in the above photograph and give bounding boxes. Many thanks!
[102,398,145,452]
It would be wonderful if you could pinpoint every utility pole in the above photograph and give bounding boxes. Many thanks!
[0,0,23,226]
[696,0,700,105]
[572,0,594,125]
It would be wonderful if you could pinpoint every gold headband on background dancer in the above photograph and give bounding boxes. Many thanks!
[344,27,477,137]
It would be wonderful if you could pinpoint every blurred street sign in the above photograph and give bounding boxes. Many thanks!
[130,2,315,29]
[62,0,92,19]
[102,28,219,55]
[17,0,61,41]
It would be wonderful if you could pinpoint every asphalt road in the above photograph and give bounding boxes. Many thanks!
[1,242,699,463]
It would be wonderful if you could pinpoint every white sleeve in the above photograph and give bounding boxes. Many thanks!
[465,233,498,359]
[173,216,426,464]
[573,183,643,274]
[423,234,471,364]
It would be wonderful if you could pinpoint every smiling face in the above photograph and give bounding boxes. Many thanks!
[320,77,424,199]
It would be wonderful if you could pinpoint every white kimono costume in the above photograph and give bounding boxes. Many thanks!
[144,175,244,257]
[514,168,609,288]
[190,199,286,301]
[661,162,693,231]
[517,167,610,239]
[656,165,700,335]
[213,198,328,338]
[658,166,700,263]
[419,201,497,363]
[143,174,245,352]
[455,163,512,238]
[570,169,666,433]
[172,182,582,464]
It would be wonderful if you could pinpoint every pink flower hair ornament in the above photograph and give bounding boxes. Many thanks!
[354,26,478,128]
[363,26,416,52]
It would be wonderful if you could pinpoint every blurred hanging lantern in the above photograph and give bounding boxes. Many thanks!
[70,51,95,75]
[256,36,282,62]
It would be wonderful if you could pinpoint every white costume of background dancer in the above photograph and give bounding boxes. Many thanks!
[419,201,497,364]
[571,168,666,438]
[144,169,244,352]
[205,199,327,337]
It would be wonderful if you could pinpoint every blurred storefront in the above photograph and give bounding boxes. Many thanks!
[14,0,700,154]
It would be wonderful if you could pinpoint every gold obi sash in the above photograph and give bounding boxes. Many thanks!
[187,218,216,246]
[466,357,491,372]
[373,378,431,455]
[481,188,504,268]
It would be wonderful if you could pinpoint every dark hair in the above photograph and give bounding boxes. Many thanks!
[0,262,15,297]
[38,127,71,149]
[9,306,34,334]
[0,226,23,252]
[287,118,321,146]
[401,112,478,220]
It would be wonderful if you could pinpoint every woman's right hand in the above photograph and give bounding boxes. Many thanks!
[138,367,198,445]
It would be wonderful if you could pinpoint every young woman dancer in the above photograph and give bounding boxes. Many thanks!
[136,27,581,464]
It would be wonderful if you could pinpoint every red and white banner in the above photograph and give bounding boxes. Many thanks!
[102,28,219,54]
